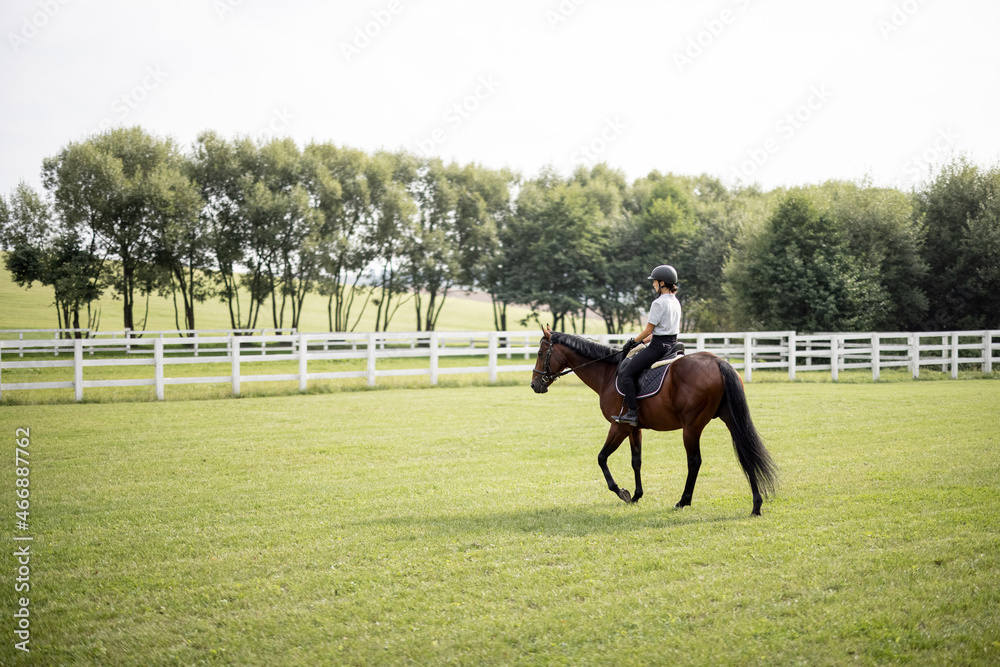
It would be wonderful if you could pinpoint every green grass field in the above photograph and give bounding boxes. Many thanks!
[2,379,998,665]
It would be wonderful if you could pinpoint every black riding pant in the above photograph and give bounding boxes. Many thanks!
[620,335,675,410]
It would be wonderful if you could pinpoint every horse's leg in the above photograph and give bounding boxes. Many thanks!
[629,428,643,503]
[597,424,632,503]
[675,426,703,509]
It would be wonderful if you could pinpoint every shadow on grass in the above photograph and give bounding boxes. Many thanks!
[346,501,746,539]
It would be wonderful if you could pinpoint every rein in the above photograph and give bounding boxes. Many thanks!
[533,338,620,386]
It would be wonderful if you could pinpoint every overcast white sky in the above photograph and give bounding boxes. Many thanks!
[2,0,998,198]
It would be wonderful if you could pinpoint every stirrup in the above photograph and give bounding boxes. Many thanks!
[614,407,638,426]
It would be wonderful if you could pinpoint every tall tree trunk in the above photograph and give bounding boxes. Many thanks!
[123,265,135,331]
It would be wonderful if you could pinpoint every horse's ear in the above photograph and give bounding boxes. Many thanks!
[542,325,552,340]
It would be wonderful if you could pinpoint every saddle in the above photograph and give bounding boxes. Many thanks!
[614,341,685,399]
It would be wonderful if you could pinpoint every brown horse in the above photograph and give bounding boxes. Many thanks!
[530,326,778,515]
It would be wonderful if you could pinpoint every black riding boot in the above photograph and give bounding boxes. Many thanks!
[615,405,639,426]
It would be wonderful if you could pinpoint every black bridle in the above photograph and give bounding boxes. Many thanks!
[532,337,621,387]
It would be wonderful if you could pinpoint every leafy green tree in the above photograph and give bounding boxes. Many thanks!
[614,171,703,331]
[254,138,322,331]
[368,151,418,332]
[42,127,192,332]
[1,182,51,250]
[819,180,928,330]
[406,158,460,332]
[1,183,104,335]
[506,170,606,332]
[450,163,516,331]
[915,158,1000,329]
[187,131,263,329]
[725,190,888,332]
[302,142,375,332]
[590,215,641,334]
[962,190,1000,328]
[148,156,207,332]
[679,175,768,332]
[0,193,8,244]
[565,165,630,333]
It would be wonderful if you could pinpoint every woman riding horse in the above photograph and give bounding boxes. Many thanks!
[616,265,682,426]
[530,275,778,514]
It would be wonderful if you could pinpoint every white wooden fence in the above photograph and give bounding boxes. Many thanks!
[0,329,996,402]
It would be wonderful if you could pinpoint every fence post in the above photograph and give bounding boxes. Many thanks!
[951,333,960,379]
[985,331,995,374]
[871,333,880,382]
[941,334,948,373]
[909,333,919,378]
[430,332,439,386]
[788,332,797,380]
[489,331,498,384]
[154,338,165,400]
[743,334,753,383]
[367,333,377,387]
[830,335,839,382]
[231,334,241,397]
[125,328,131,355]
[298,333,308,392]
[74,338,83,402]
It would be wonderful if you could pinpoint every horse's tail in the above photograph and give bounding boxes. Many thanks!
[716,359,778,497]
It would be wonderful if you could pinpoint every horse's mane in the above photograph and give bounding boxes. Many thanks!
[551,332,623,363]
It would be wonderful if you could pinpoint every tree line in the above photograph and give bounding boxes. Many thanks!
[1,126,997,336]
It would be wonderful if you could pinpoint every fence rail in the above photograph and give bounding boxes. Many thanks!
[0,330,996,402]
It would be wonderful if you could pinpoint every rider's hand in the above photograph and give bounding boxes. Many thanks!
[622,338,638,354]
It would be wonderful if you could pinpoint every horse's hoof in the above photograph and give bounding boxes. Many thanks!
[618,488,632,503]
[630,494,642,504]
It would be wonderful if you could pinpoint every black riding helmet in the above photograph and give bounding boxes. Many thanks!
[647,264,678,285]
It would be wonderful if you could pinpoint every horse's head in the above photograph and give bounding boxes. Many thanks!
[531,325,568,394]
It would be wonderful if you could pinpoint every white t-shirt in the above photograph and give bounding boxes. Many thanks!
[647,293,681,336]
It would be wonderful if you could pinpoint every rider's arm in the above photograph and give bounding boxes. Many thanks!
[634,322,655,344]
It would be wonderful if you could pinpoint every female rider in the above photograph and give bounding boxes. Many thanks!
[614,265,682,426]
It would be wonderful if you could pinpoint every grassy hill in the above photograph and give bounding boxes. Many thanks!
[0,254,606,335]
